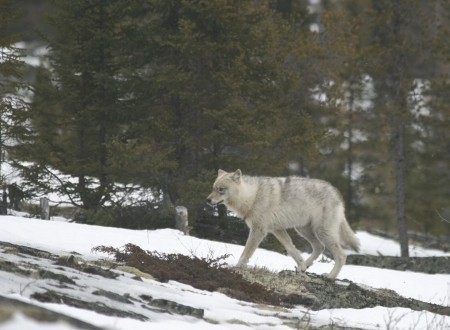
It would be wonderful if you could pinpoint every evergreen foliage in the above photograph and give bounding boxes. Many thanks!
[113,0,320,224]
[12,0,170,211]
[0,0,28,214]
[411,0,450,234]
[360,0,438,256]
[279,0,450,247]
[6,0,450,250]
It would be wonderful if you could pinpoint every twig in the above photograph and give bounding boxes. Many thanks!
[436,210,450,224]
[173,231,200,258]
[41,166,81,207]
[384,309,408,330]
[20,270,48,296]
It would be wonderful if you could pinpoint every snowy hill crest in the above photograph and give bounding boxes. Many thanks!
[0,216,449,330]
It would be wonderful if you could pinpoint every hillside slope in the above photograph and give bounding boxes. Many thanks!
[0,216,449,330]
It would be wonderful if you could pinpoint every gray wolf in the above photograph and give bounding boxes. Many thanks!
[206,169,360,279]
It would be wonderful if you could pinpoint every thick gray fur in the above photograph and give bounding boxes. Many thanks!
[206,169,360,279]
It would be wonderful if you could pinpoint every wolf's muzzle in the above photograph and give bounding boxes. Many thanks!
[206,199,223,206]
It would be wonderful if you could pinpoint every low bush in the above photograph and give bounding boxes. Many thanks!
[80,201,175,230]
[92,244,282,306]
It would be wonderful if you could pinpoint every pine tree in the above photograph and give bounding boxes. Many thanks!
[284,6,368,226]
[13,0,168,211]
[120,0,320,221]
[360,0,437,256]
[408,0,450,236]
[0,0,27,214]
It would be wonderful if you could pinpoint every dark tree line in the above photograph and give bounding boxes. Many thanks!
[3,0,450,256]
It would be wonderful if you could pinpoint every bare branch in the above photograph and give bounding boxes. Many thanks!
[436,210,450,224]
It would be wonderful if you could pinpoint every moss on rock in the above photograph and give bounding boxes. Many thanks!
[0,296,104,329]
[31,290,148,321]
[238,267,450,316]
[346,254,450,274]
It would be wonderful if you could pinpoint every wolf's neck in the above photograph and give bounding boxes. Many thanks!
[228,178,258,219]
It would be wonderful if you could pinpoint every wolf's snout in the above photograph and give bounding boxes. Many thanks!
[206,198,212,204]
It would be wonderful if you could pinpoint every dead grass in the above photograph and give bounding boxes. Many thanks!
[92,244,286,306]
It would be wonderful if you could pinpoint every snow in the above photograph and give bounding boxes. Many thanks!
[2,312,82,330]
[0,215,449,330]
[1,161,154,207]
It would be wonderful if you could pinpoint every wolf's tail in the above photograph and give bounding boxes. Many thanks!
[340,220,360,252]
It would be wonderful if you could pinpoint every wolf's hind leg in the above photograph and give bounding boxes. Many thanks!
[272,229,306,271]
[236,227,267,268]
[295,226,324,269]
[316,227,346,279]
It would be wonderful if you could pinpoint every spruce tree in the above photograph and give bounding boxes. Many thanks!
[408,0,450,236]
[121,0,319,220]
[12,0,167,211]
[284,6,368,226]
[0,0,27,214]
[361,0,437,256]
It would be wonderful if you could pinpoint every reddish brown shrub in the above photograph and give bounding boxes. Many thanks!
[92,244,281,306]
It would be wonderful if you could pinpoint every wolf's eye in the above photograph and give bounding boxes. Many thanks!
[218,187,225,193]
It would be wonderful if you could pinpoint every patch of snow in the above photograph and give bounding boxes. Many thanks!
[0,216,449,330]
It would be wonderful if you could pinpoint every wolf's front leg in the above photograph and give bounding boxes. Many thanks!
[236,227,267,268]
[272,229,307,272]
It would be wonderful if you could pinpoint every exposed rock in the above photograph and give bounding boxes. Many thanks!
[0,259,33,277]
[0,295,105,329]
[92,289,133,304]
[140,294,204,318]
[0,259,76,285]
[56,254,78,266]
[2,238,447,330]
[283,320,363,330]
[31,290,148,321]
[116,265,155,280]
[299,273,450,314]
[346,254,450,274]
[238,268,450,316]
[1,242,119,280]
[0,241,56,259]
[38,269,77,285]
[80,265,118,279]
[55,255,119,279]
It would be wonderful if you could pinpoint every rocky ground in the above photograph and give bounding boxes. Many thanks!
[346,254,450,274]
[239,268,450,316]
[1,239,449,330]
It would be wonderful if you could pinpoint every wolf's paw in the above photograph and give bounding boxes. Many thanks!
[298,263,308,272]
[321,272,337,280]
[235,263,247,270]
[304,261,313,269]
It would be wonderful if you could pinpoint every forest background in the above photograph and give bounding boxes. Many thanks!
[2,0,450,257]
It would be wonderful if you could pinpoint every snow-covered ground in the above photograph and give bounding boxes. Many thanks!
[0,215,449,330]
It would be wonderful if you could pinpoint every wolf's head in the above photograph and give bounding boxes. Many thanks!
[206,169,242,207]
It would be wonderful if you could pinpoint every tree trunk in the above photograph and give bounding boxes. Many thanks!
[346,82,355,222]
[40,197,50,220]
[175,206,189,235]
[0,128,5,215]
[98,0,108,200]
[77,127,89,209]
[1,186,7,215]
[394,117,409,257]
[392,0,409,258]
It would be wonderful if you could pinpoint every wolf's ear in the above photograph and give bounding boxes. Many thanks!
[218,169,227,176]
[232,169,242,182]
